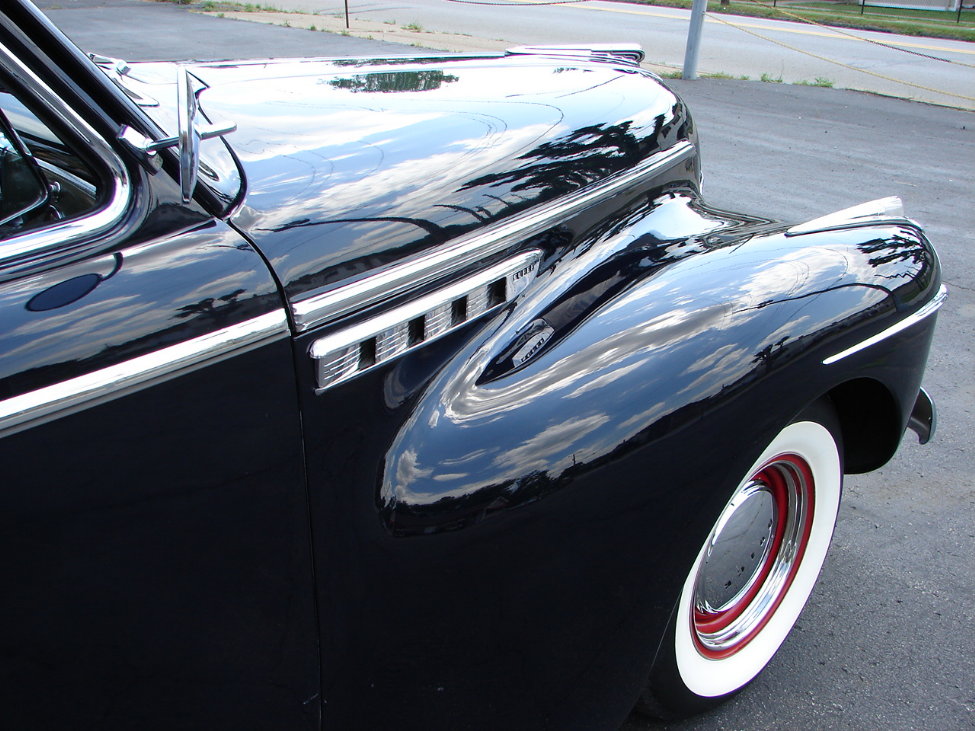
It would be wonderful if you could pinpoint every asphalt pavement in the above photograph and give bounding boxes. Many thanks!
[37,1,975,728]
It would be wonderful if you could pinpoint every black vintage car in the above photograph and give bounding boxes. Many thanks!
[0,1,944,728]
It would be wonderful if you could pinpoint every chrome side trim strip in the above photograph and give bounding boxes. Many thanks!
[823,285,947,365]
[292,140,696,332]
[0,311,289,439]
[311,251,541,391]
[0,41,132,266]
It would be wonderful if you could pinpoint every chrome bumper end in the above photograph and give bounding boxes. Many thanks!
[908,387,937,445]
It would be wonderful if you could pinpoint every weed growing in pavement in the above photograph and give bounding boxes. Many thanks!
[797,77,835,87]
[198,2,285,12]
[704,71,751,80]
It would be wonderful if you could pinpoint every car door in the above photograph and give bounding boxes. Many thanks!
[0,17,319,730]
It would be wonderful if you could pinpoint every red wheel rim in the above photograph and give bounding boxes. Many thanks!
[692,454,815,659]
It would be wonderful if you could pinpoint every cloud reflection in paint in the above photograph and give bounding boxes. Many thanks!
[380,205,905,534]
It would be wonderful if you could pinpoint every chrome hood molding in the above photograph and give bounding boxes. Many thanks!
[178,53,697,327]
[291,141,695,332]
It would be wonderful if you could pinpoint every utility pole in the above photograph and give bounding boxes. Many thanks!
[683,0,708,80]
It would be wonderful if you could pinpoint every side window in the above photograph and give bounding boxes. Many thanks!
[0,112,48,228]
[0,80,101,239]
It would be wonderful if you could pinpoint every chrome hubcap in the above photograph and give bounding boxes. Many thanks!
[696,482,777,613]
[692,454,814,658]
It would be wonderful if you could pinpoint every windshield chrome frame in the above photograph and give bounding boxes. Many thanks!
[0,40,132,267]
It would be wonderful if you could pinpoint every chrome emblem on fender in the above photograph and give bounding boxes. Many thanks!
[512,320,555,367]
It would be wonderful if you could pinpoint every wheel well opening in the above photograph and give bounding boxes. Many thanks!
[826,379,901,474]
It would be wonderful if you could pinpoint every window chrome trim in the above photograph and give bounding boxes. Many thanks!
[292,140,696,332]
[310,251,541,391]
[823,285,947,365]
[0,311,289,439]
[0,41,132,266]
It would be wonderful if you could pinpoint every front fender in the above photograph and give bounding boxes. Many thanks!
[381,192,940,536]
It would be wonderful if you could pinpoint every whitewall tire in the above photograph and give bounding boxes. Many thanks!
[639,402,842,717]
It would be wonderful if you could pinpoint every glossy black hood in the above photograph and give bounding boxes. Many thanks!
[182,54,694,309]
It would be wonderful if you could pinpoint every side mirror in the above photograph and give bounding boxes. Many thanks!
[0,108,50,230]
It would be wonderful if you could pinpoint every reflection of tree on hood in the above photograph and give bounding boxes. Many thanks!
[461,117,667,199]
[328,71,459,93]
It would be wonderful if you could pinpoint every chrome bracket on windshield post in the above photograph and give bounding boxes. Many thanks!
[117,67,236,201]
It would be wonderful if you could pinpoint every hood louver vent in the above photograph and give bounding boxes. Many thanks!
[311,251,542,391]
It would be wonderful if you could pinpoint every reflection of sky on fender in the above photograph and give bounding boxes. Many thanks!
[381,218,898,508]
[0,227,272,386]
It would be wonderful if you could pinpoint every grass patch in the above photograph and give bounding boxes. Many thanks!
[703,71,751,79]
[794,2,974,25]
[198,2,284,12]
[796,76,835,87]
[402,22,424,31]
[663,69,842,90]
[621,0,975,41]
